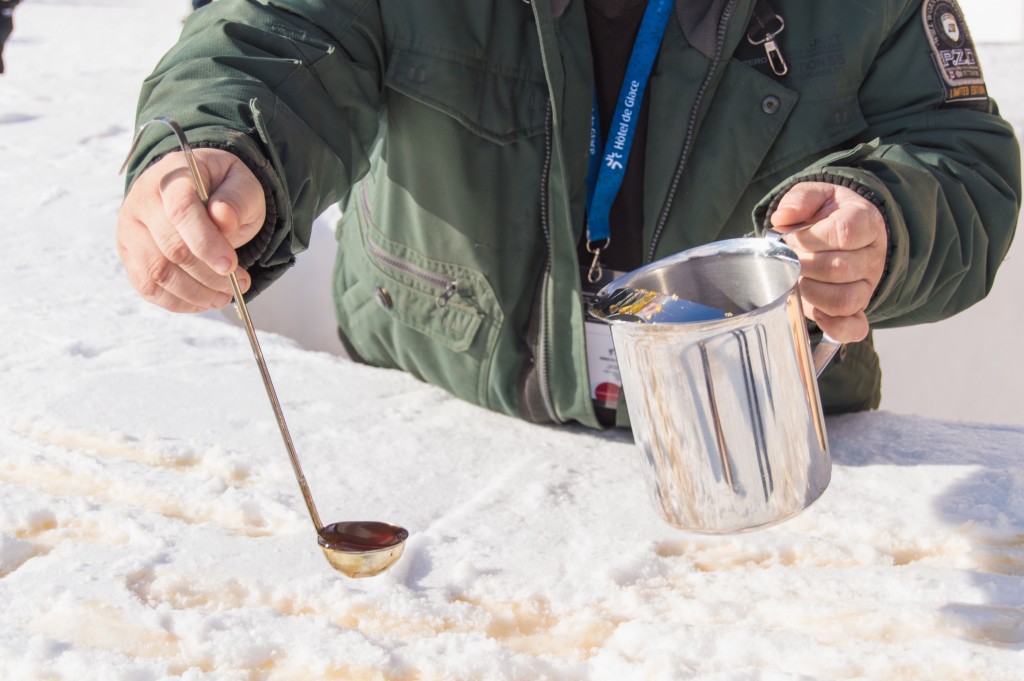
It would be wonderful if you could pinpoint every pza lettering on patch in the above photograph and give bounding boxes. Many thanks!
[922,0,988,107]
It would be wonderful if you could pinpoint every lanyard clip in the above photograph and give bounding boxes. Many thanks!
[747,12,788,76]
[762,35,788,76]
[586,238,610,284]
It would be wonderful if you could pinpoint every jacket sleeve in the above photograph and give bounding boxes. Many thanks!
[123,0,385,295]
[756,0,1021,328]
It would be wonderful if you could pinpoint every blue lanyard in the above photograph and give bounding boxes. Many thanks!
[585,0,673,257]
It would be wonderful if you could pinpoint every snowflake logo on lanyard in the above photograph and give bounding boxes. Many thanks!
[604,152,624,170]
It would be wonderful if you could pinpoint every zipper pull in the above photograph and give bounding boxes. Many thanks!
[435,281,457,308]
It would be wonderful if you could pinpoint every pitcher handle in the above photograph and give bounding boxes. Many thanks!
[812,334,842,378]
[765,228,843,378]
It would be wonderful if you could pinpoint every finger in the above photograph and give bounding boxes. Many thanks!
[158,167,238,275]
[805,307,870,344]
[118,246,209,315]
[793,247,881,286]
[123,199,254,301]
[118,216,235,311]
[206,164,266,248]
[145,208,237,296]
[798,277,876,321]
[782,204,884,254]
[770,182,836,229]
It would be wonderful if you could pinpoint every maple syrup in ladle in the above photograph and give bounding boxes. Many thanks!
[318,521,410,578]
[123,118,408,578]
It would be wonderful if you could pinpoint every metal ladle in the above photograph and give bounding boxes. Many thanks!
[121,117,408,578]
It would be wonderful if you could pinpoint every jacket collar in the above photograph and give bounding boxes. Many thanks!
[543,0,741,52]
[519,0,571,17]
[676,0,744,58]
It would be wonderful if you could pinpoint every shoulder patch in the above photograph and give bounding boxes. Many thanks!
[921,0,989,108]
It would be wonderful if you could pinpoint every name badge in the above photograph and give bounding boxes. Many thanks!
[581,267,625,413]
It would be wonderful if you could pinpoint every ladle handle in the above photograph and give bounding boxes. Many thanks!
[225,271,324,531]
[122,117,324,532]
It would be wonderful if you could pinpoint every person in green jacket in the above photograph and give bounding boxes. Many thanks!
[117,0,1020,429]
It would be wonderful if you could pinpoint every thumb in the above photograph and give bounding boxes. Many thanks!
[206,161,266,248]
[770,182,832,229]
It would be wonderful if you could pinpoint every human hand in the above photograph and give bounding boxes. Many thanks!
[769,181,888,343]
[116,148,265,313]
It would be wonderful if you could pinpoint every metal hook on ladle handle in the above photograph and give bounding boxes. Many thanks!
[122,117,324,532]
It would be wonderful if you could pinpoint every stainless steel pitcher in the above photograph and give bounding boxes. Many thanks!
[590,238,840,533]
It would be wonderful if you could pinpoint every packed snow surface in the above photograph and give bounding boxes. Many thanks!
[1,2,1022,679]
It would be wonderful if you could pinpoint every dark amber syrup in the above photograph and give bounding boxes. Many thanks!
[317,521,408,553]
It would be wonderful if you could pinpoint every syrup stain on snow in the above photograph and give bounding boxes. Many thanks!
[614,525,1024,679]
[18,426,214,475]
[0,428,274,539]
[31,601,186,665]
[124,562,619,662]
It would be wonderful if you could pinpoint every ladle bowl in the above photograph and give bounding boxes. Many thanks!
[318,521,410,578]
[122,117,409,577]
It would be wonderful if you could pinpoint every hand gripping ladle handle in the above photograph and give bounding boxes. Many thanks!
[122,117,325,532]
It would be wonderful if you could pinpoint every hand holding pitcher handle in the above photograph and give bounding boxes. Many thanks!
[765,227,843,378]
[766,181,888,345]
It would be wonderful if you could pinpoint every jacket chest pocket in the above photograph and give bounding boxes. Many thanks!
[384,44,548,145]
[754,89,868,181]
[376,44,553,253]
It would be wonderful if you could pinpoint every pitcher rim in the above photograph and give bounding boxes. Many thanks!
[589,237,801,327]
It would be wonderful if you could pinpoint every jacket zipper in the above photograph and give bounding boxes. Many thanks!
[526,0,560,424]
[360,185,458,307]
[535,101,559,423]
[648,0,739,262]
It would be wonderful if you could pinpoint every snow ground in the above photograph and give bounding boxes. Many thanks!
[0,2,1022,680]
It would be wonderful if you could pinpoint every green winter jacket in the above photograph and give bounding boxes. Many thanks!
[125,0,1021,429]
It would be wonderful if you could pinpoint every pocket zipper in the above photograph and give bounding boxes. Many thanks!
[360,185,459,308]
